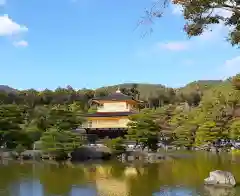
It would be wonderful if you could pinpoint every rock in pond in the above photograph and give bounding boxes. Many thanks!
[204,186,236,196]
[204,170,236,187]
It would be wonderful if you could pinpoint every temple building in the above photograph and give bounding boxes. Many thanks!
[83,88,140,139]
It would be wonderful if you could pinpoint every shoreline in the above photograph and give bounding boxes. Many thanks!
[0,147,235,163]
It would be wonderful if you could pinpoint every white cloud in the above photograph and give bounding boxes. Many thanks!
[155,24,227,53]
[13,40,28,47]
[221,56,240,78]
[198,24,225,41]
[158,41,189,51]
[213,8,232,18]
[172,4,183,15]
[0,15,28,36]
[0,0,6,6]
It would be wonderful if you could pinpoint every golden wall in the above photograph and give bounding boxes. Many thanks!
[84,117,129,128]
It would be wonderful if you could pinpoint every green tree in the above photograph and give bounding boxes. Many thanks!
[0,104,26,149]
[229,119,240,140]
[15,144,25,155]
[40,127,82,159]
[195,121,222,147]
[48,108,82,131]
[152,105,177,144]
[232,74,240,90]
[127,111,160,151]
[104,137,126,153]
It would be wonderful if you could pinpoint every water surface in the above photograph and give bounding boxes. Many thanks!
[1,151,240,196]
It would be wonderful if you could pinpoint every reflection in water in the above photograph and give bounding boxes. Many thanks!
[153,186,199,196]
[71,185,97,196]
[204,186,237,196]
[9,180,43,196]
[0,152,240,196]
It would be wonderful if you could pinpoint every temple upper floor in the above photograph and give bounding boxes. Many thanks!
[97,102,135,112]
[90,88,139,113]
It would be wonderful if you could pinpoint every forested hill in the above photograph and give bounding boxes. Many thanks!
[177,80,223,94]
[0,85,17,93]
[96,83,165,100]
[95,80,223,99]
[0,79,224,108]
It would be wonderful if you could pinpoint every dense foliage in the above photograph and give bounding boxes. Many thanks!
[0,87,91,158]
[127,74,240,150]
[0,77,238,155]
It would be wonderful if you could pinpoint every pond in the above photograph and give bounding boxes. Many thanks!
[1,151,240,196]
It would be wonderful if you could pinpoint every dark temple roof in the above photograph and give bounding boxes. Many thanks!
[92,89,137,102]
[85,111,137,117]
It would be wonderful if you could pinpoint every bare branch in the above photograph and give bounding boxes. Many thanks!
[134,0,168,37]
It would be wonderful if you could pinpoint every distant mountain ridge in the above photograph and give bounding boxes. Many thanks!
[96,80,223,99]
[0,85,17,93]
[96,83,166,100]
[0,80,224,99]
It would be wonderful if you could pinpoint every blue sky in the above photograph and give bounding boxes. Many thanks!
[0,0,239,90]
